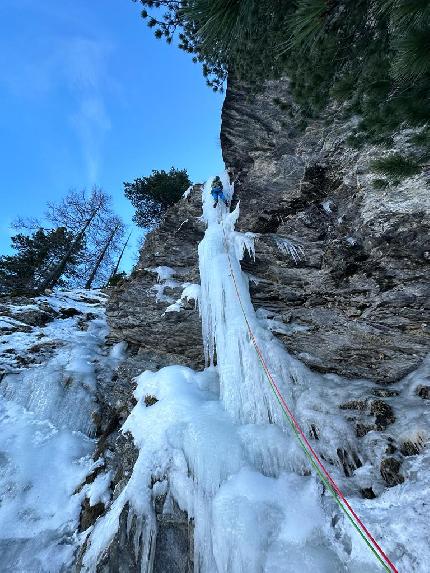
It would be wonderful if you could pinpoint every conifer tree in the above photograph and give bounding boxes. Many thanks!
[124,167,191,228]
[0,228,82,295]
[134,0,430,142]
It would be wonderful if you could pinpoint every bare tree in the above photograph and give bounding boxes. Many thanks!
[85,217,124,289]
[107,230,132,285]
[45,187,110,233]
[11,187,126,292]
[39,202,103,292]
[12,216,44,231]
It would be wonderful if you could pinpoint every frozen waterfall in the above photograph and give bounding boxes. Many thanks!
[82,176,427,572]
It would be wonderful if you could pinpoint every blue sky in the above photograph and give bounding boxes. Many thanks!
[0,0,224,270]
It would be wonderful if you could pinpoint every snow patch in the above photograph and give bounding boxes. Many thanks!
[322,199,334,213]
[183,185,193,199]
[0,290,116,572]
[164,283,201,315]
[146,266,180,303]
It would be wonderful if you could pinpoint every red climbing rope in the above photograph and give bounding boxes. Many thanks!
[220,222,399,573]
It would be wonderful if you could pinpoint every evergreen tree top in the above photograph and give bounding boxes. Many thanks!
[134,0,430,141]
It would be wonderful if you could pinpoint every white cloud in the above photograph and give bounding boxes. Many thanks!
[70,95,112,182]
[0,30,114,184]
[62,37,110,90]
[61,36,114,182]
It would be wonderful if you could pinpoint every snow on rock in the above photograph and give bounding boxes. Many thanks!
[0,399,93,571]
[256,308,310,335]
[181,283,201,307]
[153,266,175,282]
[145,266,180,303]
[87,471,113,508]
[0,289,113,572]
[0,316,29,330]
[183,185,193,199]
[164,283,201,314]
[322,199,334,214]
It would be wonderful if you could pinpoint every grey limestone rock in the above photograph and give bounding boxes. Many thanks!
[221,77,429,384]
[107,184,205,371]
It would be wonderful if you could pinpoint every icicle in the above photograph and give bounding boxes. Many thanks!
[276,237,304,264]
[198,177,295,426]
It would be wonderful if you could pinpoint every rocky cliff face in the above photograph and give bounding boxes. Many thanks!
[222,77,429,384]
[107,185,205,372]
[86,77,429,571]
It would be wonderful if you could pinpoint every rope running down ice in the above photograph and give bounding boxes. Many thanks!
[220,220,398,573]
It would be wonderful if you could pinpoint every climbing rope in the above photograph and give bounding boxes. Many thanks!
[220,221,398,573]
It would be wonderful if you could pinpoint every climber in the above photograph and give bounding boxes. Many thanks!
[211,176,228,208]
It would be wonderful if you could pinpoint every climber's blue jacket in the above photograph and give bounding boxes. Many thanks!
[211,186,226,201]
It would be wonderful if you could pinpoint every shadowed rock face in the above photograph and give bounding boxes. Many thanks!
[221,78,430,384]
[107,184,205,373]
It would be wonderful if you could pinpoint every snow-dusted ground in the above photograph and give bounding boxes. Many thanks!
[0,290,113,572]
[82,178,429,572]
